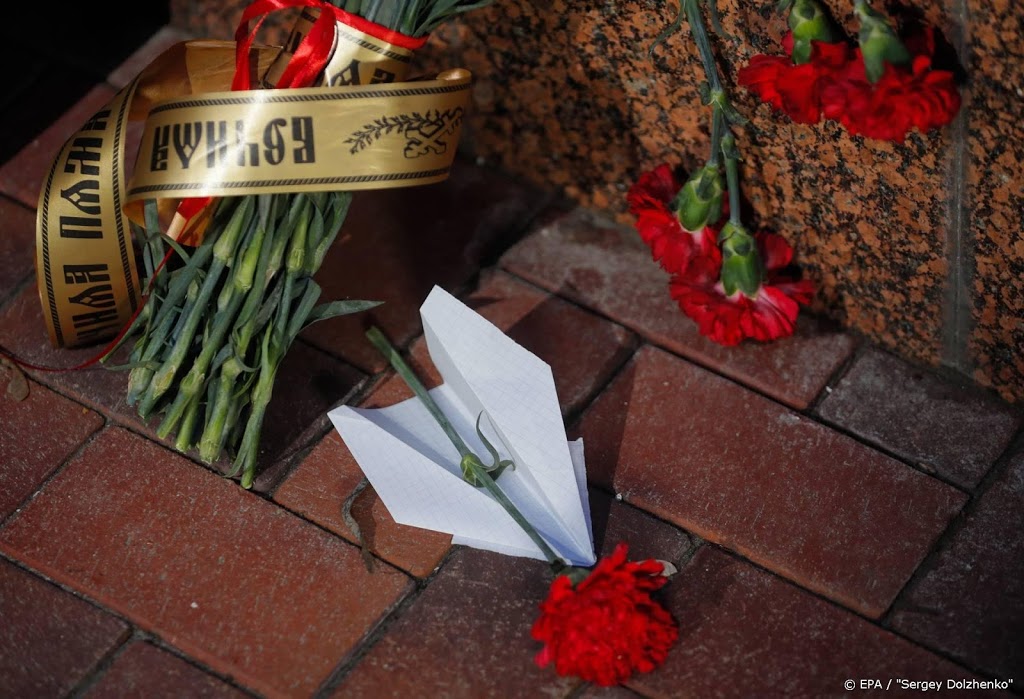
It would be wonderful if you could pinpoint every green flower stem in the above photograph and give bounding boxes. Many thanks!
[365,326,564,569]
[722,133,742,226]
[683,0,746,226]
[236,274,322,488]
[125,218,223,407]
[139,197,254,417]
[157,209,261,439]
[708,104,724,166]
[198,197,284,463]
[365,326,472,458]
[684,0,723,92]
[175,392,202,453]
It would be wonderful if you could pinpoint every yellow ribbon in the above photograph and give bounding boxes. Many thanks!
[36,21,470,348]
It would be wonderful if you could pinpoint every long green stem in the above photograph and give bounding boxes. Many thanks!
[140,198,254,415]
[365,327,471,458]
[366,326,563,568]
[708,105,724,166]
[722,133,742,225]
[686,0,744,226]
[685,0,723,92]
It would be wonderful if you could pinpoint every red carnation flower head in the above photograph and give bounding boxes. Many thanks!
[821,27,960,142]
[627,164,718,275]
[531,543,678,687]
[738,32,851,124]
[670,229,815,346]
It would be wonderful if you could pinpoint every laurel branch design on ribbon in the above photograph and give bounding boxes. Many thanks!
[344,107,465,158]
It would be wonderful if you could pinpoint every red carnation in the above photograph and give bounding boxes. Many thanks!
[670,231,814,346]
[821,29,960,142]
[531,543,678,687]
[627,165,715,275]
[738,32,851,125]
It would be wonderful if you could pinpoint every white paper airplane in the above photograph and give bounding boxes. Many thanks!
[328,286,595,566]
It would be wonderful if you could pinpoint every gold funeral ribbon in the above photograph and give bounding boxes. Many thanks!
[36,10,471,349]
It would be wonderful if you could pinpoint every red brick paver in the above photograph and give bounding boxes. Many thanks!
[0,428,412,698]
[275,429,453,578]
[630,547,1002,698]
[576,345,967,618]
[818,348,1021,488]
[890,448,1024,680]
[82,641,249,699]
[334,549,576,699]
[501,209,856,409]
[302,160,545,374]
[0,196,35,301]
[0,380,103,520]
[332,498,691,699]
[0,558,128,698]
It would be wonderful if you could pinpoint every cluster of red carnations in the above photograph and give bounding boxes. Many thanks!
[628,165,815,346]
[739,26,960,142]
[628,0,960,347]
[531,544,679,686]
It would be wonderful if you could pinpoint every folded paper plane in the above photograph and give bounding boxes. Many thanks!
[328,286,596,566]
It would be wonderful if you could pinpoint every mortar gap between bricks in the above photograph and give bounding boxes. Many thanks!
[709,544,986,680]
[502,266,849,415]
[0,550,136,633]
[0,417,107,531]
[805,332,869,413]
[465,186,560,272]
[140,630,264,698]
[67,630,138,699]
[312,544,462,699]
[879,425,1024,631]
[249,356,372,493]
[90,420,422,581]
[588,482,706,563]
[808,413,974,495]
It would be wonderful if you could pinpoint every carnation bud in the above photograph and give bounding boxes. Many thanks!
[788,0,837,64]
[854,1,911,82]
[718,222,764,297]
[460,453,485,486]
[672,164,724,232]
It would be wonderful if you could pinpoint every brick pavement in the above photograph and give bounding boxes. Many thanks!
[0,28,1020,699]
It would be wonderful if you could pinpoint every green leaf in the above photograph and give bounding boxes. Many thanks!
[703,0,734,41]
[648,1,686,59]
[302,299,382,329]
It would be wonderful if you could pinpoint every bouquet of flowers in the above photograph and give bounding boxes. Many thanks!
[126,0,495,487]
[30,0,494,488]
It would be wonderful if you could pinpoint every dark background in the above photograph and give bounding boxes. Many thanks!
[0,4,170,163]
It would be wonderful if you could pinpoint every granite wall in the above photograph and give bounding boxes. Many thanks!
[170,0,1023,401]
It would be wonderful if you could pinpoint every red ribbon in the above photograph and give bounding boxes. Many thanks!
[233,0,428,91]
[3,0,426,373]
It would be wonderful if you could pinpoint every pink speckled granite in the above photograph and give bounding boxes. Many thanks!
[166,1,1024,400]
